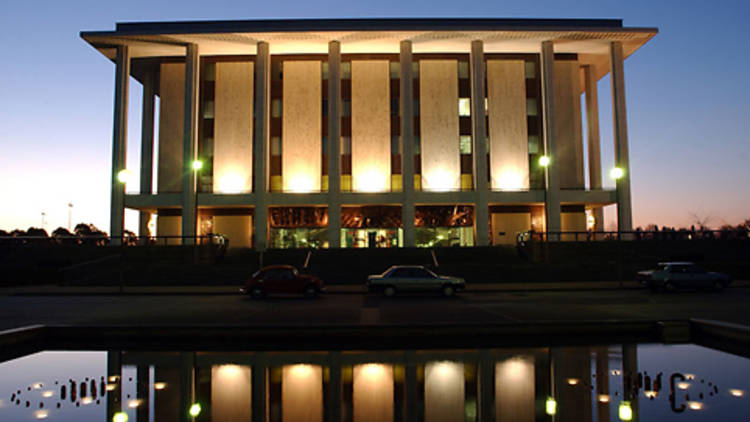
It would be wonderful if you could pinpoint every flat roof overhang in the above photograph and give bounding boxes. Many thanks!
[80,18,657,86]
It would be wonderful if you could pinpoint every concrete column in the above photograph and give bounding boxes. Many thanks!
[471,40,489,246]
[400,40,416,247]
[181,44,200,245]
[610,42,633,232]
[110,45,129,246]
[540,41,561,238]
[139,68,156,242]
[583,65,605,232]
[328,41,342,248]
[253,42,270,251]
[327,352,342,422]
[622,344,639,422]
[251,354,267,422]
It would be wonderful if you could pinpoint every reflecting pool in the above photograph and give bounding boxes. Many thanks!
[1,344,748,421]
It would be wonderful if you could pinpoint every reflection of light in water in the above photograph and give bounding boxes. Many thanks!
[545,397,556,415]
[677,382,690,390]
[154,382,166,390]
[359,363,387,379]
[108,376,119,383]
[618,401,633,421]
[644,390,658,398]
[34,410,48,419]
[288,364,315,378]
[687,401,703,410]
[216,364,242,378]
[105,383,117,391]
[81,396,93,405]
[113,412,128,422]
[41,390,54,398]
[566,378,579,386]
[32,383,43,390]
[729,389,744,397]
[685,373,695,380]
[598,394,610,403]
[127,399,141,408]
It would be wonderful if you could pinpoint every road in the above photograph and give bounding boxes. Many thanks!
[1,288,749,331]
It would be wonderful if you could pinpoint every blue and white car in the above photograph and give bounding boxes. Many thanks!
[367,265,465,297]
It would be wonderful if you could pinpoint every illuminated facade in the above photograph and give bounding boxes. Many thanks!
[81,18,656,249]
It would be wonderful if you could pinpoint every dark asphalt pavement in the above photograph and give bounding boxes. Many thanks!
[1,287,750,331]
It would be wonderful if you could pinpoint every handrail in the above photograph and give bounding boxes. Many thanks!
[0,234,228,246]
[520,229,749,243]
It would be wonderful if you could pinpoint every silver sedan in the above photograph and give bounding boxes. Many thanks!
[366,265,465,297]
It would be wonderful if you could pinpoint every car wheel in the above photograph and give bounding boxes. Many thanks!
[383,286,396,297]
[442,285,455,297]
[250,287,265,299]
[304,285,318,298]
[664,281,676,292]
[713,280,724,292]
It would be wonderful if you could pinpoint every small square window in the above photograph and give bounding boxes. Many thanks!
[341,62,351,79]
[526,98,538,116]
[414,136,421,154]
[412,62,419,77]
[321,62,329,80]
[391,136,400,153]
[484,98,488,115]
[413,99,420,116]
[390,62,400,79]
[271,137,282,156]
[272,99,282,118]
[203,63,216,82]
[203,100,215,119]
[525,61,536,79]
[322,137,328,153]
[528,135,540,154]
[458,98,471,117]
[342,100,351,117]
[340,137,351,155]
[460,136,472,154]
[458,61,470,79]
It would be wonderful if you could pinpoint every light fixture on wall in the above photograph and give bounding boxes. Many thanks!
[538,155,550,167]
[423,169,457,192]
[217,172,246,194]
[494,169,525,191]
[287,176,316,193]
[354,169,389,193]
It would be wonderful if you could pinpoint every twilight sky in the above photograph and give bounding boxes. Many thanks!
[0,0,748,233]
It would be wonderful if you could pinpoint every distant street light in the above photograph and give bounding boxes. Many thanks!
[117,169,133,184]
[192,160,204,171]
[610,167,624,180]
[538,155,551,167]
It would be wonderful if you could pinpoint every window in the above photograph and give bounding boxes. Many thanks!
[321,62,329,80]
[458,61,470,79]
[203,100,215,119]
[272,99,282,118]
[271,137,282,156]
[412,62,419,77]
[414,136,421,154]
[341,62,351,79]
[458,98,471,117]
[389,62,400,79]
[340,137,351,155]
[411,268,435,278]
[342,100,351,117]
[528,135,540,154]
[391,136,400,154]
[525,61,536,79]
[460,136,472,154]
[526,98,538,116]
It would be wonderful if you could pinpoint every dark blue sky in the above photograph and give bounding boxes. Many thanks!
[1,0,748,232]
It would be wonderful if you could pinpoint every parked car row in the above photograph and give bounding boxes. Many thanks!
[240,264,464,298]
[240,261,732,298]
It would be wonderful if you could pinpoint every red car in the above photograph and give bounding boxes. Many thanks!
[240,265,324,298]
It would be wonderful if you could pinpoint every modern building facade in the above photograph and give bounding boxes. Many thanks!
[81,18,656,249]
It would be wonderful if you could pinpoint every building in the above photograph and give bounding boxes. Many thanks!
[80,18,656,249]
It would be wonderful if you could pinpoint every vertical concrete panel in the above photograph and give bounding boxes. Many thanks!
[487,60,529,190]
[211,365,252,422]
[553,61,584,189]
[156,215,181,245]
[495,356,535,422]
[491,212,531,245]
[353,364,393,422]
[282,61,321,192]
[214,215,252,248]
[420,60,460,191]
[214,62,254,193]
[282,365,323,422]
[424,362,464,422]
[158,63,185,193]
[351,60,391,192]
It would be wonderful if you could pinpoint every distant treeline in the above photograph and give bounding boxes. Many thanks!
[0,223,136,246]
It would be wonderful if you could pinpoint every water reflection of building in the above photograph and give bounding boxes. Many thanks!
[81,18,656,249]
[103,346,639,422]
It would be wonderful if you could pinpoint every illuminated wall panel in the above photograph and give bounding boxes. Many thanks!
[156,215,181,245]
[425,362,465,422]
[158,63,185,193]
[487,60,529,190]
[214,62,254,193]
[211,365,252,422]
[491,212,531,245]
[495,356,535,422]
[351,60,391,192]
[282,61,321,192]
[282,364,323,422]
[554,61,584,189]
[353,364,393,422]
[213,215,252,248]
[420,60,460,191]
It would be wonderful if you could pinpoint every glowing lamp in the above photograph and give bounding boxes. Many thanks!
[538,155,551,167]
[567,378,580,386]
[423,169,457,192]
[354,169,388,193]
[545,397,557,415]
[112,412,129,422]
[217,173,246,194]
[618,401,633,421]
[189,403,202,417]
[191,160,203,171]
[117,169,132,184]
[598,394,610,403]
[287,176,316,193]
[154,382,166,390]
[494,170,525,191]
[610,167,624,180]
